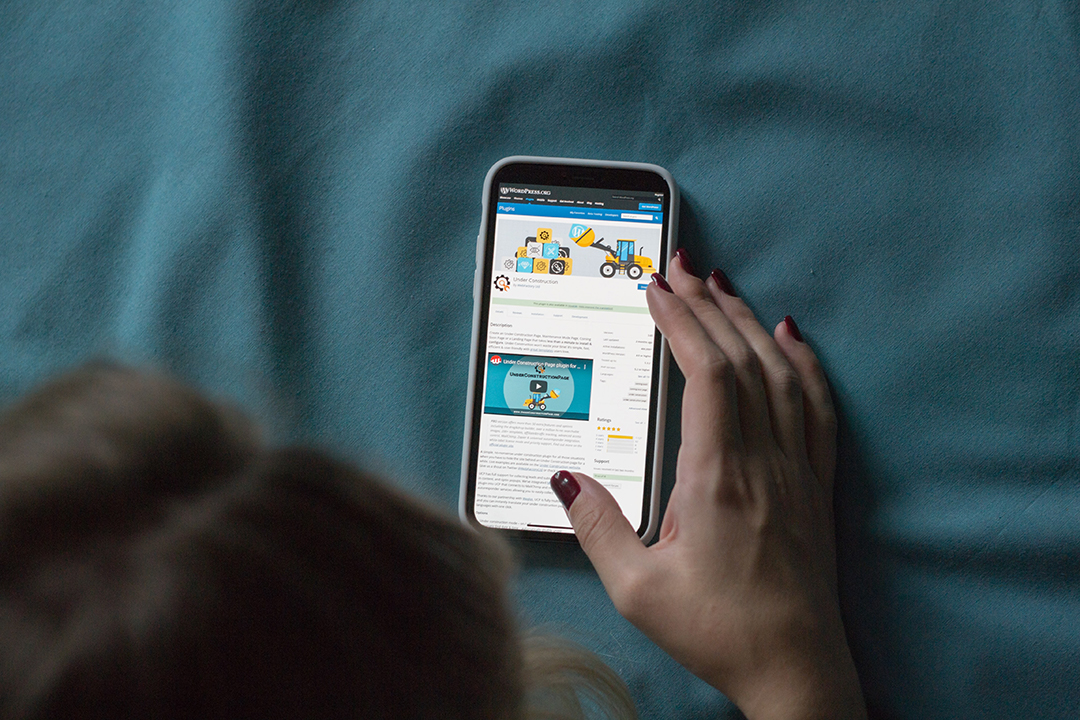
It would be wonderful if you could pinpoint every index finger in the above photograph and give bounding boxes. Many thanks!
[646,277,744,477]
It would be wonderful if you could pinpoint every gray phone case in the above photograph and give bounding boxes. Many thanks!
[459,155,679,544]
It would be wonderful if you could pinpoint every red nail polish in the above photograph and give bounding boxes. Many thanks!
[675,248,695,275]
[651,273,673,293]
[710,268,737,297]
[550,470,580,509]
[784,315,804,342]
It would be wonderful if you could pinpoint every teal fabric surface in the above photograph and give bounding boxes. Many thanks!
[3,2,1079,718]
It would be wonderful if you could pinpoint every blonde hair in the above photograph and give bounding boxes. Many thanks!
[0,362,636,720]
[520,628,638,720]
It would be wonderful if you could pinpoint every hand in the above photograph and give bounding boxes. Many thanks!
[550,254,866,720]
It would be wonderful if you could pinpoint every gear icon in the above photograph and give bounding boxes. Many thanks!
[494,275,510,292]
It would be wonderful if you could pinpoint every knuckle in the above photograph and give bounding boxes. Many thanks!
[609,564,652,622]
[697,351,735,386]
[802,371,838,430]
[573,501,620,552]
[772,366,803,402]
[684,289,717,314]
[801,352,830,389]
[725,344,761,376]
[819,404,838,433]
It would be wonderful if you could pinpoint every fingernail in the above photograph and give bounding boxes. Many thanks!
[651,273,673,293]
[710,268,737,297]
[784,315,804,342]
[675,248,695,276]
[550,470,581,509]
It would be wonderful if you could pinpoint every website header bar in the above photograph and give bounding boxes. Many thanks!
[497,202,662,224]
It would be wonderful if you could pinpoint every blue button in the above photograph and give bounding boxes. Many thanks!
[637,283,650,290]
[638,202,662,211]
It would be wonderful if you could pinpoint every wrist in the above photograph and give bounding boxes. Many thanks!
[717,625,867,720]
[739,657,866,720]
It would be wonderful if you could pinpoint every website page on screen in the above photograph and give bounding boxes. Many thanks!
[474,183,667,533]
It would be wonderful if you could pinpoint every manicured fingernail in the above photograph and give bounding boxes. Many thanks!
[710,268,737,297]
[550,470,580,509]
[784,315,804,342]
[651,273,673,293]
[675,248,695,275]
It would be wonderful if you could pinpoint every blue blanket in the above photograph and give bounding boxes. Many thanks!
[2,2,1078,717]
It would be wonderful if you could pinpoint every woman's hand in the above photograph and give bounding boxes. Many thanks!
[550,252,866,720]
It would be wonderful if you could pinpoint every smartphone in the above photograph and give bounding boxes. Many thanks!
[459,156,678,543]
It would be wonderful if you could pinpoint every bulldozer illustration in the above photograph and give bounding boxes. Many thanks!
[570,226,656,279]
[524,379,559,411]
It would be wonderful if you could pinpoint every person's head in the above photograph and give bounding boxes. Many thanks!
[0,363,635,719]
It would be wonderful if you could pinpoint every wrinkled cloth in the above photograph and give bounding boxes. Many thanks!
[2,2,1078,718]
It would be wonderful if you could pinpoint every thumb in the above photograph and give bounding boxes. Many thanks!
[550,470,648,579]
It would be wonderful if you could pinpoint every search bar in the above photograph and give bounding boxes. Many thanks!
[620,212,654,220]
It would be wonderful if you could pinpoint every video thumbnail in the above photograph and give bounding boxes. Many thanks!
[484,353,593,421]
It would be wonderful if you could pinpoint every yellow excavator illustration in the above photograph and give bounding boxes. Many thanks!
[524,388,559,411]
[571,227,656,279]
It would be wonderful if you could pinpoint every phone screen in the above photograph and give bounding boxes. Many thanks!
[464,162,674,540]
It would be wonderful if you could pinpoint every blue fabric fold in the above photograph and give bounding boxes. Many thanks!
[2,2,1078,717]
